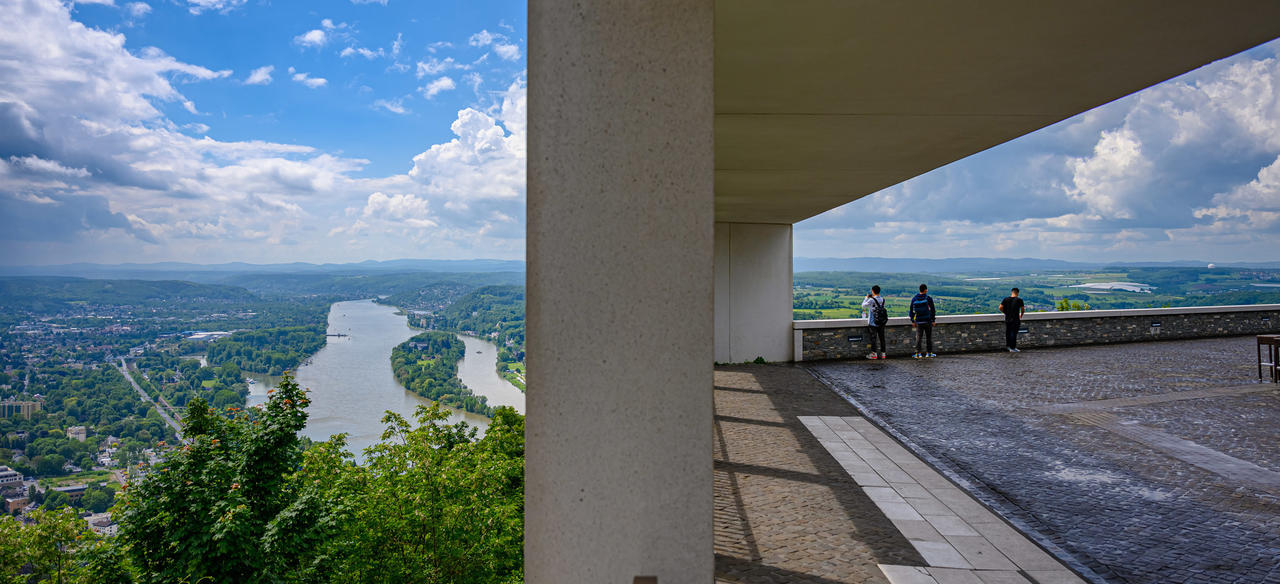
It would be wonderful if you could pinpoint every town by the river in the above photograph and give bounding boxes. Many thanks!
[246,299,524,458]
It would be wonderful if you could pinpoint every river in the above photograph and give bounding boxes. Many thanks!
[244,299,524,458]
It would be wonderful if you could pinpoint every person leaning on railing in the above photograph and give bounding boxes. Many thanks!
[909,284,937,358]
[861,285,888,360]
[999,287,1026,353]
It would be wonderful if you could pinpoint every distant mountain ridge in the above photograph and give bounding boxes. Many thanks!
[794,257,1280,273]
[6,257,1278,280]
[0,258,526,280]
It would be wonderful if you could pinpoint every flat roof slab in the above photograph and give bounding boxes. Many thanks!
[715,2,1280,223]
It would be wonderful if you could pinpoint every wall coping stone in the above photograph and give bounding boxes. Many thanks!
[793,303,1280,329]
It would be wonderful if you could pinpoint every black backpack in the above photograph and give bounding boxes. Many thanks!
[871,297,888,326]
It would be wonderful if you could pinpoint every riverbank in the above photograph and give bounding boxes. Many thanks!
[238,299,528,459]
[391,331,492,416]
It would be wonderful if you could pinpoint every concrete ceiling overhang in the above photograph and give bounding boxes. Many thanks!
[714,1,1280,224]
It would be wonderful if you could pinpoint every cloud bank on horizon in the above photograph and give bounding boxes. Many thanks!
[797,39,1280,263]
[0,0,1276,265]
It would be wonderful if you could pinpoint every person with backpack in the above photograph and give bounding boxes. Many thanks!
[909,284,937,358]
[999,287,1026,352]
[861,285,888,359]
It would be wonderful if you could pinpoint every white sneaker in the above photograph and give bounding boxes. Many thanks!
[867,353,879,360]
[879,352,887,359]
[926,353,937,358]
[1011,348,1020,353]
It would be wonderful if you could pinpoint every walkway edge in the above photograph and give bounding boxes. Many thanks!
[804,366,1110,584]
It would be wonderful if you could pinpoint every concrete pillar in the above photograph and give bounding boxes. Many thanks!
[527,1,714,583]
[714,223,795,363]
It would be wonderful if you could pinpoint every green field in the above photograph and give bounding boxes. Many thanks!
[794,267,1280,320]
[39,469,117,488]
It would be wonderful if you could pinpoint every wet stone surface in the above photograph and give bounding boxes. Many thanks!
[809,336,1280,584]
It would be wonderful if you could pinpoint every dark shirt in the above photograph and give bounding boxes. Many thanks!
[1000,296,1025,321]
[909,293,935,324]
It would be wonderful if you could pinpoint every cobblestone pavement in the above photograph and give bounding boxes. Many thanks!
[713,365,924,583]
[809,335,1280,584]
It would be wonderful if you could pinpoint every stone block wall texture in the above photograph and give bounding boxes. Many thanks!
[799,307,1280,361]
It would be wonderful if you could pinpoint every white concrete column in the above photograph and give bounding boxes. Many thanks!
[714,222,795,363]
[528,1,714,583]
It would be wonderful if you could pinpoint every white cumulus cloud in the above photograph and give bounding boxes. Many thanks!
[183,0,246,15]
[245,65,274,85]
[416,57,456,78]
[289,67,327,88]
[468,30,497,47]
[409,78,525,200]
[125,1,149,17]
[341,46,384,59]
[1066,128,1152,220]
[420,76,456,99]
[293,29,327,48]
[6,155,91,178]
[3,0,531,263]
[493,43,520,61]
[372,98,408,115]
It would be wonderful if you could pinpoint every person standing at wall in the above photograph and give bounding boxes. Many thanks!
[909,284,937,358]
[999,287,1026,353]
[861,285,888,360]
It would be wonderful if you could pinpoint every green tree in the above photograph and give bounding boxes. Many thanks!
[108,374,527,583]
[81,488,113,514]
[1055,298,1092,311]
[35,454,67,476]
[292,405,524,583]
[0,508,132,583]
[41,490,70,510]
[115,374,311,584]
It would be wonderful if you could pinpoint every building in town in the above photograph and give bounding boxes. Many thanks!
[0,401,41,420]
[0,466,22,489]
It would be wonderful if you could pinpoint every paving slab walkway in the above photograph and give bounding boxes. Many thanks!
[801,415,1084,584]
[713,365,1083,584]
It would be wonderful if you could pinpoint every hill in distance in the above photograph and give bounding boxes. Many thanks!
[0,259,526,281]
[794,257,1280,274]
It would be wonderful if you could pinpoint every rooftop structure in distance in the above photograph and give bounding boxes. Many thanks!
[185,331,232,342]
[0,466,22,489]
[526,2,1280,581]
[66,426,87,442]
[51,484,87,503]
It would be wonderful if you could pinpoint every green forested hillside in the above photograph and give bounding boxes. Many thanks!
[373,281,478,312]
[223,271,521,299]
[418,286,526,389]
[6,377,525,583]
[205,326,327,375]
[0,277,257,313]
[793,268,1280,320]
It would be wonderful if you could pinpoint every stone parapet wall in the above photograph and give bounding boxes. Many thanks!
[795,304,1280,361]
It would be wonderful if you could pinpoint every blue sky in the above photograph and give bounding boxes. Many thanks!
[0,0,1277,265]
[1,0,526,264]
[795,40,1280,263]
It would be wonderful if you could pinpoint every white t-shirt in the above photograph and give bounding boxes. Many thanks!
[861,295,885,326]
